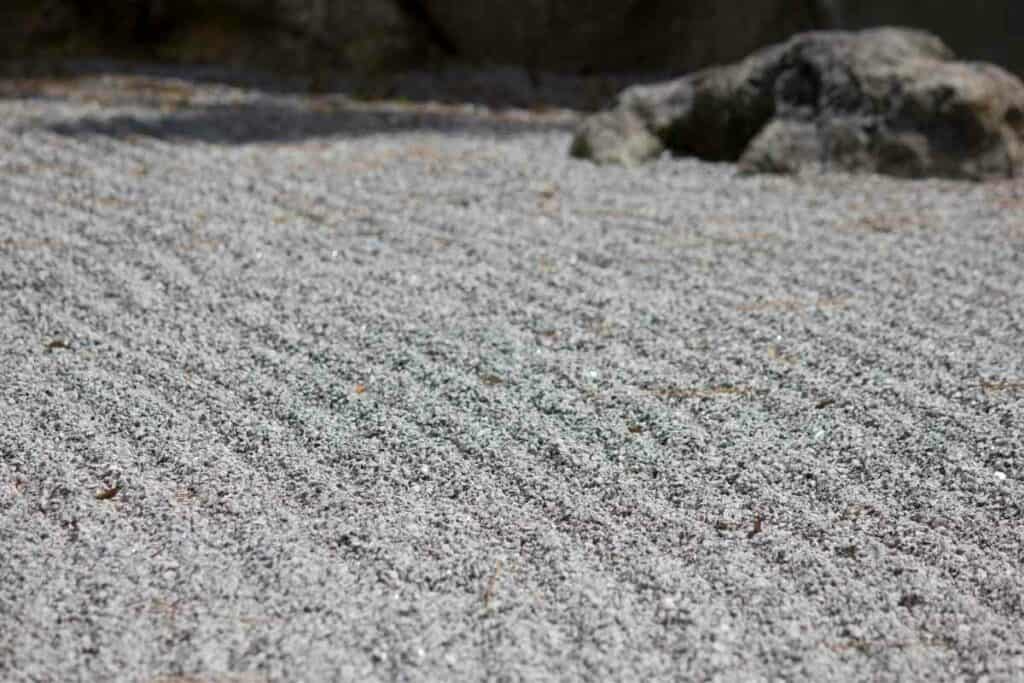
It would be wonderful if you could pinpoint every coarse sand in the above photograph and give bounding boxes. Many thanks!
[1,65,1023,682]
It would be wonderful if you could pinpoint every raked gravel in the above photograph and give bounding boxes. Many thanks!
[1,68,1023,682]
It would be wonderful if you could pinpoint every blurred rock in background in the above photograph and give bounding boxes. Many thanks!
[3,1,1021,80]
[416,0,819,74]
[2,0,436,75]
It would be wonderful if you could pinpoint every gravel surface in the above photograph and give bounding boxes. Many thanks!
[2,68,1023,682]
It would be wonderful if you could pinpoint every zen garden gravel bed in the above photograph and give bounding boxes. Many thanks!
[1,65,1022,681]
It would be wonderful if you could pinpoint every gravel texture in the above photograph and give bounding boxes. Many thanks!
[1,67,1023,682]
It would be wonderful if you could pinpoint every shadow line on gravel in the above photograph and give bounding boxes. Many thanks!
[35,97,580,145]
[1,58,663,110]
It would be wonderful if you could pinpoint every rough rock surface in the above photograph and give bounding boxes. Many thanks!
[571,28,1024,180]
[2,66,1024,682]
[568,110,663,166]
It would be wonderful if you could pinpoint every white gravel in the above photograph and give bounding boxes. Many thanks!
[1,68,1023,682]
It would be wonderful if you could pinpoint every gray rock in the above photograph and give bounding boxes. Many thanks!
[738,119,824,174]
[568,110,664,166]
[572,28,1024,180]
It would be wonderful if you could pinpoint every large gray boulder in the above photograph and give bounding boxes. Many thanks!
[571,28,1024,180]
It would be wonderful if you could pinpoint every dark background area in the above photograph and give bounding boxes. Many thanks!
[2,1,1022,90]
